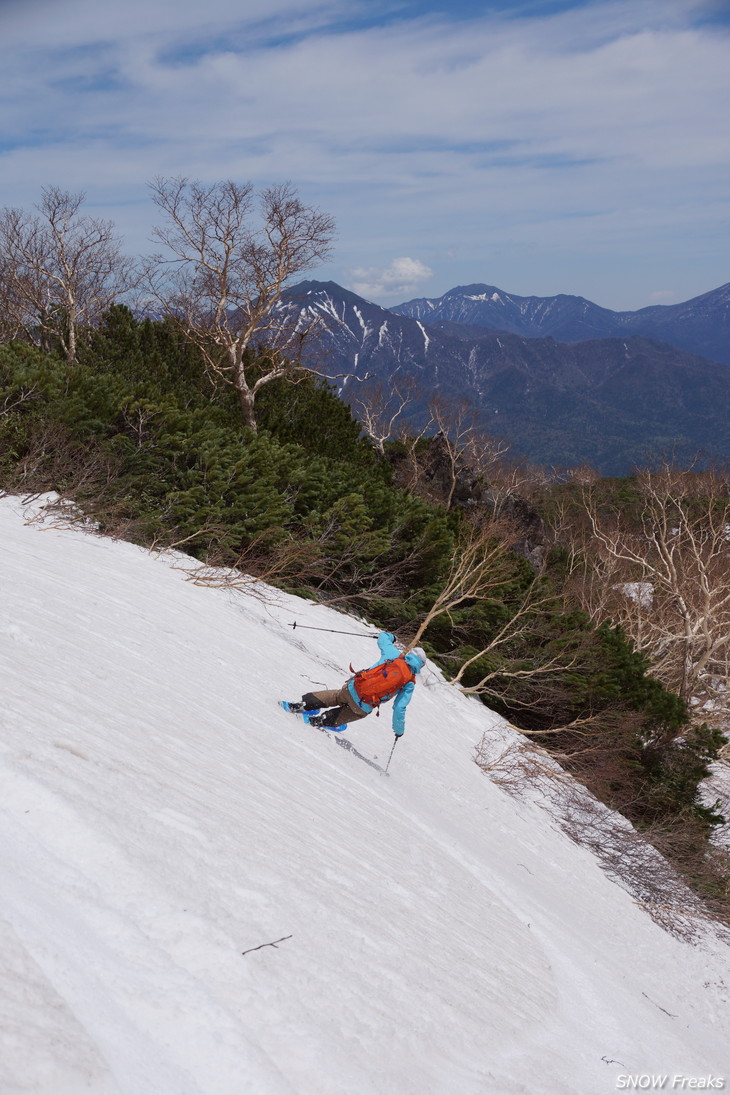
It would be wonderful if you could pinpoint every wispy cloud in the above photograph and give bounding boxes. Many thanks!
[0,0,728,308]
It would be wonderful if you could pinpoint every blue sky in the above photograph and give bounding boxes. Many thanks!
[1,0,728,309]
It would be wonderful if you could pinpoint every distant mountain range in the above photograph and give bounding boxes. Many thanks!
[285,280,730,475]
[393,282,730,367]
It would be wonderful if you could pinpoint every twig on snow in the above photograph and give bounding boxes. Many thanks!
[241,934,293,956]
[641,991,677,1018]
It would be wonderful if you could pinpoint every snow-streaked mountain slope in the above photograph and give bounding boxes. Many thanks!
[393,281,730,366]
[284,282,730,476]
[1,495,728,1095]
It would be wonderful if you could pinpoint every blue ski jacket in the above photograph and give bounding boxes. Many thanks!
[347,632,423,737]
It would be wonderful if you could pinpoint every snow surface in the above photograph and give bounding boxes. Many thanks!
[616,582,654,609]
[703,762,730,851]
[1,495,729,1095]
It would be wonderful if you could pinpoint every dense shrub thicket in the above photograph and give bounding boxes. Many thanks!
[1,309,726,910]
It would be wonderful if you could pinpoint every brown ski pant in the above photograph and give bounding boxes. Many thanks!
[305,684,369,728]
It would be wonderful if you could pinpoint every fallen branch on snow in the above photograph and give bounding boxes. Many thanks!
[241,935,293,956]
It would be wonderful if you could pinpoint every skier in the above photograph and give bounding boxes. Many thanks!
[282,631,426,735]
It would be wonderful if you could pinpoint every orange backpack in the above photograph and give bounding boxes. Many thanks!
[352,657,415,708]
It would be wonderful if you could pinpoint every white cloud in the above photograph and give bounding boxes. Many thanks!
[349,257,433,300]
[0,0,345,48]
[0,0,728,308]
[649,290,679,302]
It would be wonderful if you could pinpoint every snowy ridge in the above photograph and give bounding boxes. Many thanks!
[1,495,729,1095]
[284,283,730,479]
[392,281,730,365]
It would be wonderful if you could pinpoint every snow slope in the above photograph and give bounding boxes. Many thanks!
[1,495,728,1095]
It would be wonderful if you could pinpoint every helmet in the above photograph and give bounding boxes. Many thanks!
[405,647,426,673]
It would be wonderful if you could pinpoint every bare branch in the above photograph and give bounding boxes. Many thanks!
[405,516,520,651]
[241,935,293,956]
[1,384,38,417]
[350,374,416,455]
[144,177,336,430]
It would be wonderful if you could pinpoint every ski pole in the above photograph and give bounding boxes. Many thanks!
[290,622,378,638]
[384,735,399,775]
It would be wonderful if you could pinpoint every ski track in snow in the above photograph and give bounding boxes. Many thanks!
[1,495,729,1095]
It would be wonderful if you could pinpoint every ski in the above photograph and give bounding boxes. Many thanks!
[278,701,388,775]
[330,733,388,776]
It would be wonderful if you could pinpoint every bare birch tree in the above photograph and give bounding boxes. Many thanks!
[403,514,573,703]
[349,375,415,455]
[0,187,134,363]
[391,394,510,508]
[575,466,730,727]
[446,581,568,697]
[427,396,503,510]
[145,177,336,431]
[405,517,520,650]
